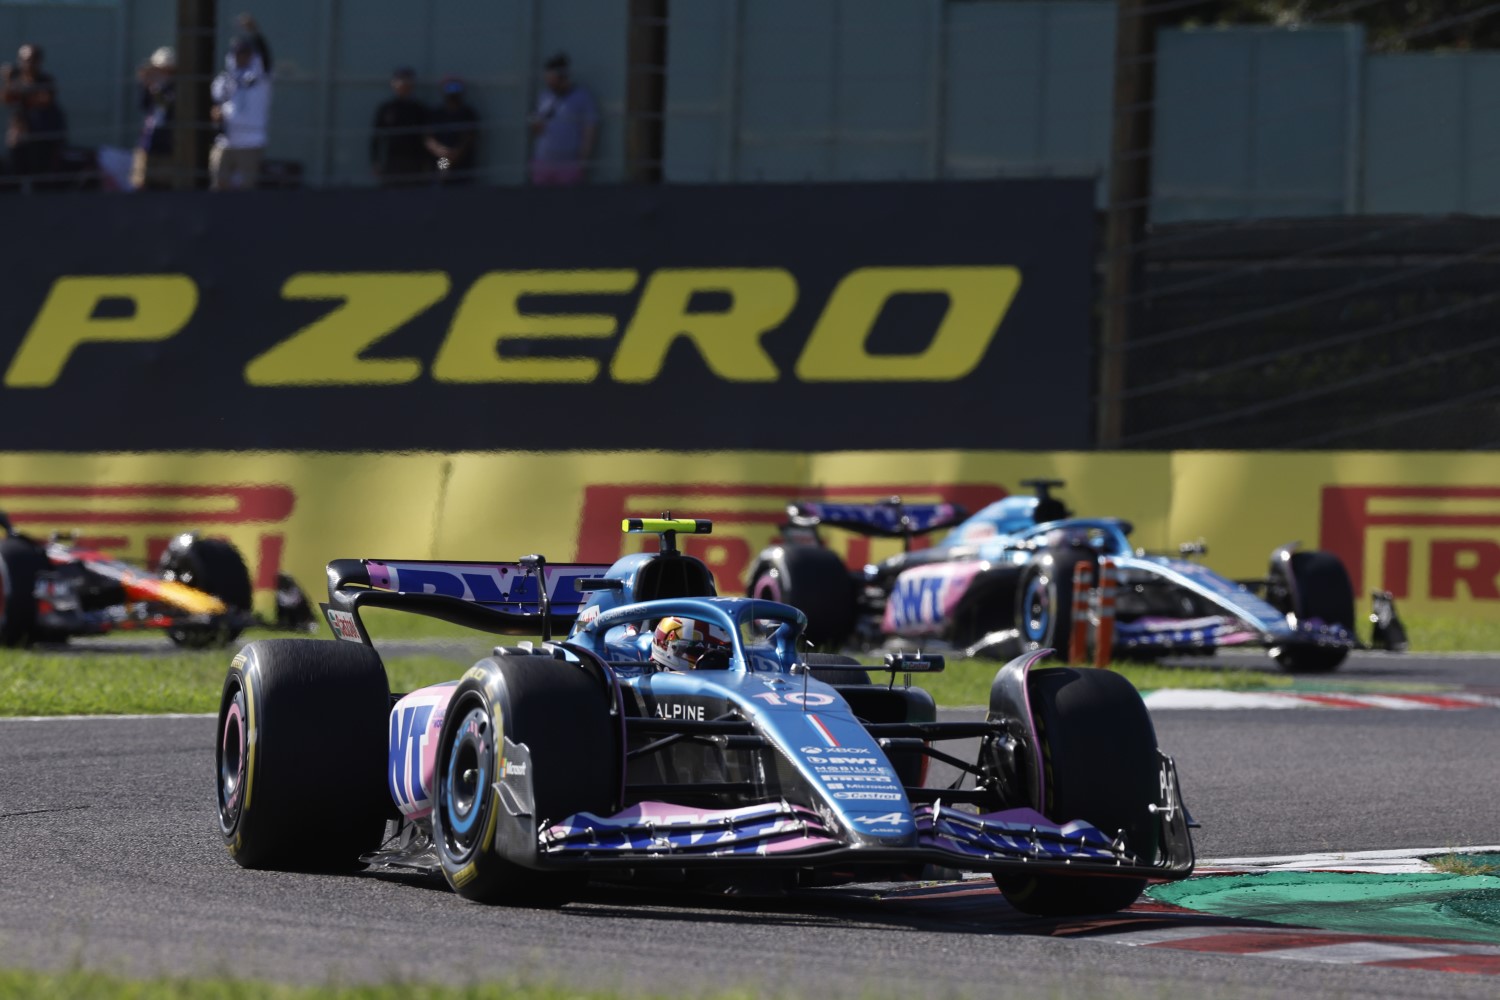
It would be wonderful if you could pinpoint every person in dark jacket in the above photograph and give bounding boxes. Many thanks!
[425,75,479,184]
[370,66,428,187]
[2,43,66,186]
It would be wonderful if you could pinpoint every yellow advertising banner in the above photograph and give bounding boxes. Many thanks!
[1,450,1494,619]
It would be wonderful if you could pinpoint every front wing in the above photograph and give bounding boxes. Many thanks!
[520,755,1194,882]
[1109,554,1354,653]
[363,752,1194,884]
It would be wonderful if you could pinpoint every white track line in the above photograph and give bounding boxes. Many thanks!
[1197,845,1500,874]
[1142,689,1500,710]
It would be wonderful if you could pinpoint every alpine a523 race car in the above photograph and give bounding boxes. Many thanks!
[747,482,1404,673]
[216,518,1195,915]
[0,510,255,647]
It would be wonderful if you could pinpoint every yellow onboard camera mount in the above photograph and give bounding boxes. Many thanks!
[621,515,712,554]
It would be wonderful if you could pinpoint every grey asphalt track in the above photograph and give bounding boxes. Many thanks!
[1,653,1498,998]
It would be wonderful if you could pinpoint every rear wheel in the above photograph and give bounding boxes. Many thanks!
[996,667,1160,916]
[162,536,253,648]
[749,546,858,649]
[0,537,48,647]
[1270,552,1354,674]
[433,653,620,905]
[217,639,391,869]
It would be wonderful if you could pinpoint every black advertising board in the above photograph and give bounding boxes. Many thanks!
[0,181,1093,450]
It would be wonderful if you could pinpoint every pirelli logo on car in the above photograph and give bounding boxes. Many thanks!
[0,484,295,593]
[1321,485,1500,602]
[575,482,1006,586]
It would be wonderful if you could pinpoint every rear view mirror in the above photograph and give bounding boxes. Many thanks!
[883,652,945,673]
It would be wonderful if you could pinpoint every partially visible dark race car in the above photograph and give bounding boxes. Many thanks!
[746,481,1407,673]
[0,509,262,647]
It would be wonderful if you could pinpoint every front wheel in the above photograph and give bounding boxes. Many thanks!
[432,653,620,905]
[995,666,1161,916]
[217,639,391,869]
[1269,551,1354,674]
[1272,645,1348,673]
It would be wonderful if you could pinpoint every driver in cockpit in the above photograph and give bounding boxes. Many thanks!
[650,616,732,671]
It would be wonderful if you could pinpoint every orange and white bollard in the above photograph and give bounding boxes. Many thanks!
[1068,561,1093,664]
[1094,557,1117,667]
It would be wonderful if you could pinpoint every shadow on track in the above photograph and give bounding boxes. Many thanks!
[352,867,1275,942]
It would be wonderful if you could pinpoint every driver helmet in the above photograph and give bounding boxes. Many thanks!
[651,616,730,671]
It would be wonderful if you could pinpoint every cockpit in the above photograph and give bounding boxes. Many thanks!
[591,599,808,675]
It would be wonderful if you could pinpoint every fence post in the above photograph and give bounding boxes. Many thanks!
[1094,557,1117,667]
[1069,561,1093,664]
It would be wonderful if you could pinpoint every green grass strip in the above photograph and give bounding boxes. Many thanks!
[913,658,1293,707]
[3,625,1478,716]
[1430,853,1500,877]
[0,648,465,717]
[0,968,771,1000]
[0,641,1293,716]
[1404,615,1500,653]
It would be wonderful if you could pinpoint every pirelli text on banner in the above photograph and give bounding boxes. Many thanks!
[0,182,1094,451]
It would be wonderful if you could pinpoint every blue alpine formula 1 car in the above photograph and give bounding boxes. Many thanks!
[747,481,1393,673]
[216,518,1194,915]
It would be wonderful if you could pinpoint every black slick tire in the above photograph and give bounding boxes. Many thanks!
[750,546,858,649]
[996,666,1160,916]
[217,639,391,869]
[432,653,619,905]
[163,536,254,648]
[0,537,47,647]
[1270,551,1354,674]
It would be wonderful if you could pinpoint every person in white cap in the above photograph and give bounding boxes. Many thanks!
[131,45,175,190]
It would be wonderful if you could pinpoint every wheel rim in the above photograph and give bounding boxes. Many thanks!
[218,685,247,831]
[752,572,781,603]
[1023,577,1051,642]
[440,703,493,861]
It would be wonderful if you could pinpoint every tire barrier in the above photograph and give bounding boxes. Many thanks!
[1069,560,1093,664]
[1094,557,1118,668]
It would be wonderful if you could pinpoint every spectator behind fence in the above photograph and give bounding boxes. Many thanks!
[235,13,273,73]
[371,66,428,187]
[132,46,176,190]
[210,35,272,191]
[528,52,596,186]
[427,76,478,185]
[2,43,66,187]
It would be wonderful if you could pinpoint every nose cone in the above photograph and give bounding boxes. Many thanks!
[843,810,918,847]
[796,743,917,847]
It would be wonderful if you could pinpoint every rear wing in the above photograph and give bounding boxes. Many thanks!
[787,499,967,545]
[322,556,612,645]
